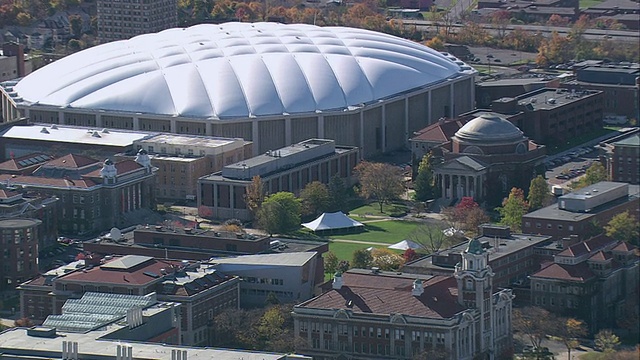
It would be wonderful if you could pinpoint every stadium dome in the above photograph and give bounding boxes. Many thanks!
[15,22,467,119]
[454,114,524,144]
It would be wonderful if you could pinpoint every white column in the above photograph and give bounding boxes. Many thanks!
[170,118,177,133]
[133,116,140,130]
[470,77,476,110]
[359,110,365,154]
[206,121,213,136]
[96,113,102,127]
[58,111,65,124]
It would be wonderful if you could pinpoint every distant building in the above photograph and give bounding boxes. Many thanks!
[293,238,514,359]
[529,235,639,333]
[475,77,560,108]
[19,255,240,347]
[198,139,359,221]
[130,133,251,202]
[97,0,177,42]
[0,218,41,291]
[0,188,59,251]
[430,113,546,204]
[211,252,323,307]
[83,225,329,262]
[402,224,553,290]
[522,182,640,241]
[0,153,157,236]
[563,64,639,120]
[609,134,640,184]
[0,309,308,359]
[0,42,31,83]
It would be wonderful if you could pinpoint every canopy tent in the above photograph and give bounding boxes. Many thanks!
[302,212,364,234]
[387,239,422,251]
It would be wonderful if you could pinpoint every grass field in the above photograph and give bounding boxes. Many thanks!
[347,203,409,217]
[578,0,602,9]
[330,220,419,244]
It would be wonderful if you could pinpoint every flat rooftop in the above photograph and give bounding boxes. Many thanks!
[560,181,627,201]
[405,233,553,272]
[0,327,304,360]
[210,251,317,267]
[477,77,553,87]
[137,133,244,148]
[0,124,154,147]
[516,88,599,111]
[524,184,639,221]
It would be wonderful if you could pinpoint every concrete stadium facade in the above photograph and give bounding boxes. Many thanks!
[0,23,477,158]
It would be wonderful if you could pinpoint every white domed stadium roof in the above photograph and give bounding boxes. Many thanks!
[15,22,469,119]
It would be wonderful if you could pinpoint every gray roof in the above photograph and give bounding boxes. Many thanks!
[613,134,640,147]
[101,255,153,270]
[210,251,317,267]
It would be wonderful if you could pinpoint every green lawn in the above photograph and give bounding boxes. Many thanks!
[330,220,420,244]
[579,0,602,9]
[329,242,381,262]
[347,203,409,217]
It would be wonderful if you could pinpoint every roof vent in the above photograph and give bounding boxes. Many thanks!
[102,128,110,133]
[40,127,49,134]
[51,124,58,130]
[332,272,343,290]
[412,279,424,296]
[92,131,101,138]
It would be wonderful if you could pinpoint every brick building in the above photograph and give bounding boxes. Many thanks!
[198,139,359,221]
[0,152,157,236]
[293,238,514,360]
[522,182,640,241]
[0,218,41,291]
[0,188,59,251]
[529,235,639,333]
[97,0,177,42]
[18,255,240,346]
[610,134,639,184]
[402,224,553,290]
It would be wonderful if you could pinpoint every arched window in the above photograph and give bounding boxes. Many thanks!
[464,146,484,155]
[516,143,527,154]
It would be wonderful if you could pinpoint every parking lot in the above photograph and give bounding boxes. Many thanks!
[545,146,599,186]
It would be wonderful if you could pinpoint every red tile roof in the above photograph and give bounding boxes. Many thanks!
[411,119,470,143]
[588,251,612,261]
[0,189,19,198]
[84,160,143,178]
[59,256,183,286]
[45,154,98,169]
[300,273,465,319]
[0,153,53,171]
[557,235,617,258]
[0,174,97,189]
[612,242,636,252]
[531,262,595,282]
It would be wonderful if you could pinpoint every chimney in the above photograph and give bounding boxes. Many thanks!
[2,42,25,77]
[332,272,343,290]
[172,349,188,360]
[412,279,424,296]
[62,341,79,360]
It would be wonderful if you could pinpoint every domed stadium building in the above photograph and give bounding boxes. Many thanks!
[1,22,477,157]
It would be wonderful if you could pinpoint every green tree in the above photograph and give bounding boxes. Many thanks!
[352,248,372,269]
[244,175,265,217]
[354,161,404,213]
[299,181,330,217]
[324,251,339,275]
[594,329,620,353]
[413,153,435,202]
[528,175,552,211]
[257,192,301,235]
[497,188,529,232]
[573,162,608,189]
[327,174,348,211]
[67,38,82,52]
[605,211,640,245]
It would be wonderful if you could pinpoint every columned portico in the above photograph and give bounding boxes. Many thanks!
[434,156,487,202]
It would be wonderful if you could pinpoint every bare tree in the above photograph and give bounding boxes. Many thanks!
[513,307,555,350]
[354,162,404,213]
[408,223,456,254]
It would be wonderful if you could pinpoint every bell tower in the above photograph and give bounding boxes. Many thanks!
[455,237,495,357]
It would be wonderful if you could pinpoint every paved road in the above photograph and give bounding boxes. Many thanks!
[402,20,640,43]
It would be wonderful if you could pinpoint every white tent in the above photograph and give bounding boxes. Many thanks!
[302,212,364,233]
[387,239,422,251]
